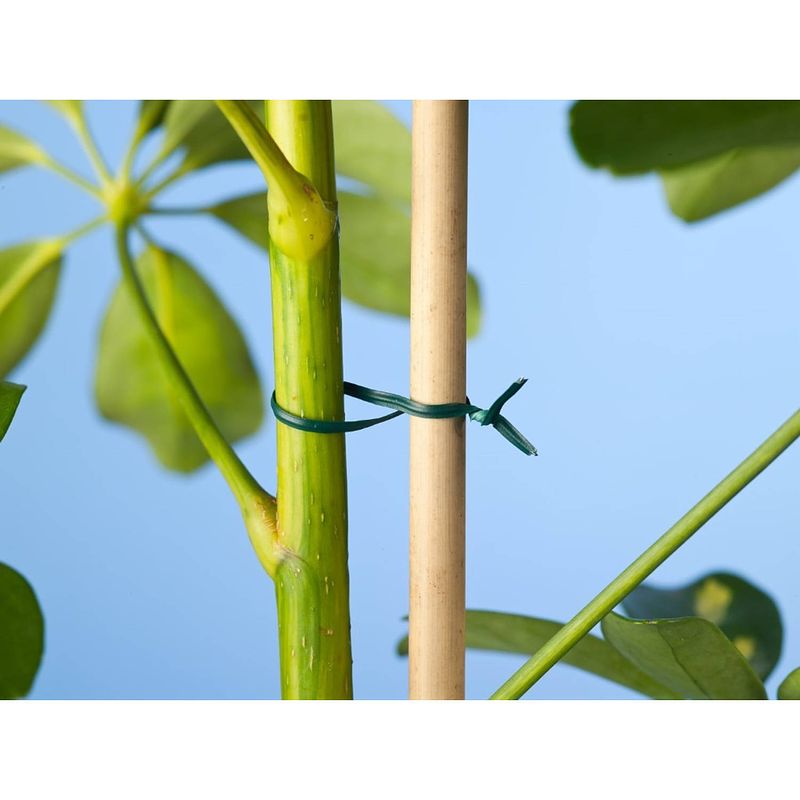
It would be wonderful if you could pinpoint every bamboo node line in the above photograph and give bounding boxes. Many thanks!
[270,378,537,456]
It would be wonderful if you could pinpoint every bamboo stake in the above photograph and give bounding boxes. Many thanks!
[409,100,469,700]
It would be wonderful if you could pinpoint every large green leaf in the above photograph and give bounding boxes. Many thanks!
[601,612,767,699]
[777,668,800,700]
[158,100,263,173]
[0,381,25,442]
[0,240,63,378]
[210,191,482,337]
[95,245,264,472]
[661,145,800,222]
[332,101,411,203]
[570,100,800,174]
[396,609,680,699]
[0,125,47,174]
[0,562,44,699]
[622,571,782,681]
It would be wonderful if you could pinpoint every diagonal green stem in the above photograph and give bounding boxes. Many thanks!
[40,155,101,197]
[113,224,279,574]
[491,405,800,699]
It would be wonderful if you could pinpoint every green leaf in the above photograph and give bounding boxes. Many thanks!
[95,244,264,472]
[0,240,63,378]
[137,100,171,137]
[396,609,680,699]
[570,100,800,174]
[210,193,268,250]
[209,191,482,337]
[0,381,25,441]
[332,101,411,203]
[661,145,800,222]
[601,612,767,699]
[777,668,800,700]
[159,100,264,173]
[622,571,782,681]
[339,191,481,337]
[0,562,44,699]
[0,125,48,174]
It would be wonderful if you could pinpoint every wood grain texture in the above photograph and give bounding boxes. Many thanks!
[409,101,468,700]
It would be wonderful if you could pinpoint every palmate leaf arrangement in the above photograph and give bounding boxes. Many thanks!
[1,99,799,700]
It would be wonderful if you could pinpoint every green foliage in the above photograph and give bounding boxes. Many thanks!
[211,190,482,336]
[158,99,263,172]
[661,145,800,222]
[0,381,25,441]
[332,100,412,203]
[0,562,44,699]
[420,572,780,699]
[777,668,800,700]
[622,571,782,680]
[397,610,680,698]
[0,125,47,174]
[601,613,766,699]
[570,100,800,221]
[95,244,264,472]
[0,240,63,378]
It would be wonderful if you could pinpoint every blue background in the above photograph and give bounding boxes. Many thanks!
[1,101,798,699]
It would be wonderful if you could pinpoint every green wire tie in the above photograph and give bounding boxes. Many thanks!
[270,378,537,456]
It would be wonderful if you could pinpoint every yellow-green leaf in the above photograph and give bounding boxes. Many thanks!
[95,245,265,472]
[778,668,800,700]
[661,145,800,222]
[397,609,680,699]
[0,125,48,174]
[0,240,63,378]
[0,562,44,699]
[601,612,767,699]
[209,191,482,337]
[0,381,25,442]
[622,571,782,681]
[332,101,411,203]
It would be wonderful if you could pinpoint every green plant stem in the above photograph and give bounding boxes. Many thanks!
[72,112,113,186]
[146,205,210,217]
[216,101,336,261]
[491,406,800,700]
[113,223,279,575]
[141,164,190,203]
[265,101,353,699]
[40,156,101,197]
[61,215,105,246]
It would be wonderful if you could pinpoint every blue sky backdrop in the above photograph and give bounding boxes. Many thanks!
[1,100,798,699]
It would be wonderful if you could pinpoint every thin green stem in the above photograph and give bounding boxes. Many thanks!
[491,406,800,699]
[72,112,113,185]
[41,156,101,197]
[146,205,210,217]
[61,215,105,246]
[140,164,190,203]
[113,223,279,573]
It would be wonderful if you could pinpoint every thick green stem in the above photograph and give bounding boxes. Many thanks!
[266,101,353,699]
[113,224,279,575]
[492,406,800,700]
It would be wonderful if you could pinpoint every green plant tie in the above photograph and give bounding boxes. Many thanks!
[270,378,537,456]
